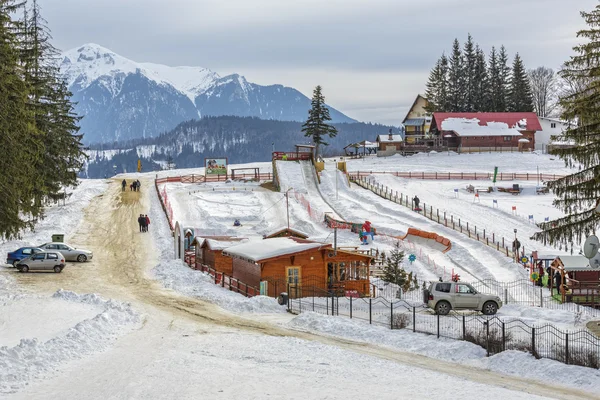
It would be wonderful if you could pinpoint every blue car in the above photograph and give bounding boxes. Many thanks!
[6,247,45,267]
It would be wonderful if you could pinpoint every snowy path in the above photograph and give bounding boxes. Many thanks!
[5,178,589,400]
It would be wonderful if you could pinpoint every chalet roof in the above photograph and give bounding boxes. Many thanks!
[433,112,542,132]
[204,238,248,251]
[402,94,429,123]
[554,256,597,272]
[265,226,310,239]
[404,118,426,127]
[344,140,378,149]
[222,237,330,263]
[377,134,403,143]
[440,117,523,137]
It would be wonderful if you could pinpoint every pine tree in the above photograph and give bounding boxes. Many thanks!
[301,85,338,158]
[462,34,477,112]
[487,47,504,112]
[381,241,407,286]
[498,46,511,111]
[532,5,600,246]
[447,38,465,112]
[508,53,534,112]
[424,54,448,113]
[473,46,489,111]
[0,0,42,238]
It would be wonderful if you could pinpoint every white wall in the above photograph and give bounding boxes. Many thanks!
[536,117,572,152]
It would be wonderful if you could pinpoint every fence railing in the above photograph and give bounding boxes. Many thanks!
[155,172,273,186]
[192,263,260,298]
[348,171,564,182]
[287,286,600,369]
[350,175,524,260]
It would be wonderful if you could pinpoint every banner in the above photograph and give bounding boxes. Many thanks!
[205,158,227,175]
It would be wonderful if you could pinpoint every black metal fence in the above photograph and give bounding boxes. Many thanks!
[288,285,600,369]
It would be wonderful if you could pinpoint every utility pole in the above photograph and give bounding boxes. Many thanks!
[334,159,338,200]
[334,227,338,256]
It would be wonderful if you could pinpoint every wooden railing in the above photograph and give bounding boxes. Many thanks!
[156,172,273,186]
[349,171,564,182]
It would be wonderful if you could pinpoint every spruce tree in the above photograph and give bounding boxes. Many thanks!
[447,38,464,112]
[498,46,511,111]
[473,46,489,111]
[425,56,443,112]
[381,241,407,287]
[462,34,477,112]
[508,53,534,112]
[533,5,600,247]
[301,85,338,159]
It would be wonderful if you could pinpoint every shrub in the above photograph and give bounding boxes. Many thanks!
[390,313,411,329]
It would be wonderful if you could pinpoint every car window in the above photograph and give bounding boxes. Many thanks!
[23,249,32,255]
[45,244,57,250]
[457,284,471,294]
[33,253,46,260]
[47,253,58,259]
[58,245,70,250]
[435,283,451,293]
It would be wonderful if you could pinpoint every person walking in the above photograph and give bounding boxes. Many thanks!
[122,179,127,191]
[137,214,144,232]
[144,214,150,232]
[136,179,141,192]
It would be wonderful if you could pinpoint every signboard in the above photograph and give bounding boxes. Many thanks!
[137,159,142,173]
[205,158,227,176]
[345,290,360,298]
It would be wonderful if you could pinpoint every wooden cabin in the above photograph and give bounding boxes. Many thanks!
[550,256,600,307]
[264,227,309,239]
[192,236,247,274]
[222,237,373,298]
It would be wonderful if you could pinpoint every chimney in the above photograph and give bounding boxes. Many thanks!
[388,128,393,140]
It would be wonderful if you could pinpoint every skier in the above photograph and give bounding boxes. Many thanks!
[413,196,421,211]
[121,179,127,191]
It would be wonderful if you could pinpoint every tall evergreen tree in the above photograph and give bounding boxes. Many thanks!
[301,85,338,159]
[487,47,504,111]
[473,46,489,111]
[497,46,511,111]
[447,38,465,112]
[533,5,600,247]
[0,0,43,238]
[462,34,477,112]
[381,241,407,287]
[508,53,534,112]
[424,54,449,112]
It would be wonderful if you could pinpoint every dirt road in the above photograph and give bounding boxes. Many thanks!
[13,180,598,400]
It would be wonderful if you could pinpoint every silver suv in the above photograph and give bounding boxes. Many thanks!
[16,251,66,273]
[426,281,502,315]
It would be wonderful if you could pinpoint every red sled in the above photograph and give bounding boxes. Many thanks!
[413,207,422,212]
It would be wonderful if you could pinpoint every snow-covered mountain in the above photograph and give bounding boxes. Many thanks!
[61,44,356,144]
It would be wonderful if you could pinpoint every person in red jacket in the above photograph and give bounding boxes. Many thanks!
[362,221,374,242]
[144,215,150,232]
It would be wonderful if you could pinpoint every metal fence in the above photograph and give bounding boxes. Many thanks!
[288,286,600,369]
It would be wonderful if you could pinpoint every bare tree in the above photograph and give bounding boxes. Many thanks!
[528,66,557,117]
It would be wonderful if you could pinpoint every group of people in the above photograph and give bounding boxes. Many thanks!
[121,179,141,192]
[138,214,151,232]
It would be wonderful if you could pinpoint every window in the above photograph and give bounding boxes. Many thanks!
[456,284,471,293]
[33,254,45,260]
[551,122,556,128]
[47,253,58,259]
[45,244,57,250]
[59,245,70,250]
[436,283,451,293]
[23,249,32,255]
[503,136,512,142]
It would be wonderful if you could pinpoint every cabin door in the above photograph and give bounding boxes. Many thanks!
[286,266,301,298]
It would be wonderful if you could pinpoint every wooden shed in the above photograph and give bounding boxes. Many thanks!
[222,237,372,298]
[550,256,600,307]
[192,236,247,274]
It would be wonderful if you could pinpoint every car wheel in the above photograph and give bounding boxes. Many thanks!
[435,301,451,315]
[77,254,87,262]
[482,301,498,315]
[13,260,19,267]
[54,266,62,273]
[20,265,29,273]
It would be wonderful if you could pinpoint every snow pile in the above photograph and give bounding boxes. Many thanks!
[0,290,140,394]
[287,312,600,394]
[152,258,284,314]
[498,304,593,328]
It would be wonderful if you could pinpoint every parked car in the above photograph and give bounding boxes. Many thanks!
[425,281,502,315]
[38,242,93,262]
[16,251,66,273]
[6,247,45,266]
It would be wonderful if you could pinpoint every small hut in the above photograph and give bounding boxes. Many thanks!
[192,237,247,274]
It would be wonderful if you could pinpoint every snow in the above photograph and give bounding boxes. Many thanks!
[377,134,403,142]
[222,237,327,262]
[441,117,523,137]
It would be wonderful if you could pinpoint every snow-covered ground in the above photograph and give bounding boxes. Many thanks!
[1,152,599,398]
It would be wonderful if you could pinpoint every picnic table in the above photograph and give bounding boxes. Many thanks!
[466,184,492,193]
[536,186,549,195]
[498,184,522,195]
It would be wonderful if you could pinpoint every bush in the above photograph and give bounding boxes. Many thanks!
[464,325,511,355]
[556,347,600,369]
[390,313,410,329]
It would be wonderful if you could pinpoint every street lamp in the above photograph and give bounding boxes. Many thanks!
[513,228,519,262]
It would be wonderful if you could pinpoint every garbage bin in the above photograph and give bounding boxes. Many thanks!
[277,292,288,306]
[51,234,65,243]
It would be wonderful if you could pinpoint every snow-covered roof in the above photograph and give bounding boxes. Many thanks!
[222,237,329,262]
[265,226,310,239]
[204,238,248,251]
[440,118,523,137]
[433,112,542,131]
[377,134,403,143]
[556,256,596,271]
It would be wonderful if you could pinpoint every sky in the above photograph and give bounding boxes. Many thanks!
[39,0,596,125]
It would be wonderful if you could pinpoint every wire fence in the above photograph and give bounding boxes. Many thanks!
[287,285,600,369]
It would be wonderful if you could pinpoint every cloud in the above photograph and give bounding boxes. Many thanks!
[39,0,597,124]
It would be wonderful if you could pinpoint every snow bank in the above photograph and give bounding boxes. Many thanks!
[0,290,140,395]
[287,312,600,394]
[152,258,284,314]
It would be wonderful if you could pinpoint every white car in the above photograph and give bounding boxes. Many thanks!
[16,251,66,273]
[38,242,93,262]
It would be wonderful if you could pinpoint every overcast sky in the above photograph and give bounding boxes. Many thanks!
[39,0,595,125]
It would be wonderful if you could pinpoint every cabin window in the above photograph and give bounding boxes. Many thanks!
[551,122,556,128]
[503,136,512,142]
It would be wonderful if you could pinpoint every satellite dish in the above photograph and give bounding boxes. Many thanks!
[583,235,600,259]
[590,252,600,269]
